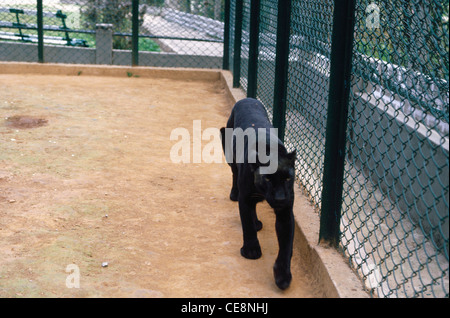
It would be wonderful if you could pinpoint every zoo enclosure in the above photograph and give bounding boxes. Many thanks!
[224,0,448,298]
[0,0,449,298]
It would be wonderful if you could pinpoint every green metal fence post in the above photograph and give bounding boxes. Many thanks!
[132,0,139,66]
[247,0,261,98]
[319,0,356,248]
[272,0,292,142]
[222,0,230,70]
[37,0,44,63]
[232,0,244,88]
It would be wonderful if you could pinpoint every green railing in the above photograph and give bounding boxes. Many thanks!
[225,0,448,298]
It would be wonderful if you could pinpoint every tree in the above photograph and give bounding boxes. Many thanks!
[81,0,146,49]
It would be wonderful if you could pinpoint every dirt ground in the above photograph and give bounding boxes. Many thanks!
[0,73,324,298]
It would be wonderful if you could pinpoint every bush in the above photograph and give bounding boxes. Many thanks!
[81,0,149,50]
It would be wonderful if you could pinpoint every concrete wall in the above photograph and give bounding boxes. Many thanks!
[0,41,222,68]
[349,86,449,251]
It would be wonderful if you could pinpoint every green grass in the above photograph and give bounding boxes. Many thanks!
[139,37,160,52]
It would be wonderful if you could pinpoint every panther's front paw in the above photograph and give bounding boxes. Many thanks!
[254,220,263,231]
[273,262,292,290]
[240,241,261,259]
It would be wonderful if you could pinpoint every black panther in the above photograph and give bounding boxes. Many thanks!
[220,98,296,290]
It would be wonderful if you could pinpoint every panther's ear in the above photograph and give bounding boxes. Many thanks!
[287,149,297,165]
[249,161,260,174]
[220,127,226,151]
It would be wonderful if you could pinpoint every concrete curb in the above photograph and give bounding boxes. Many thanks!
[0,62,221,82]
[0,62,368,297]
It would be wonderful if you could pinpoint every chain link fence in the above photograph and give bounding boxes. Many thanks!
[342,0,449,298]
[255,0,277,120]
[226,0,448,298]
[0,0,224,68]
[286,0,334,208]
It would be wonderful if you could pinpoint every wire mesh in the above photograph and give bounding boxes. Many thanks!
[228,0,236,74]
[0,2,46,62]
[341,0,449,298]
[255,0,278,120]
[139,0,224,67]
[285,0,334,209]
[238,0,250,91]
[0,0,224,68]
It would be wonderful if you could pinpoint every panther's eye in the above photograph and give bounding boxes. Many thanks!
[286,177,291,182]
[264,176,270,182]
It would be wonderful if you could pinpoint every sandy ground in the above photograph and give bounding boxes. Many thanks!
[0,73,324,298]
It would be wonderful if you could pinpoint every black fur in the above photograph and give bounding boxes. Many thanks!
[220,98,296,290]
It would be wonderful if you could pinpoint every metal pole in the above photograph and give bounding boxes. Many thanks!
[319,0,356,248]
[232,0,244,88]
[272,0,292,142]
[247,0,260,98]
[37,0,44,63]
[132,0,139,66]
[222,0,230,70]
